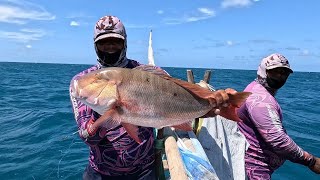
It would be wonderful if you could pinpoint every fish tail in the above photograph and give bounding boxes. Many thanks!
[228,92,251,108]
[215,92,251,122]
[219,105,241,122]
[203,92,251,122]
[122,123,142,144]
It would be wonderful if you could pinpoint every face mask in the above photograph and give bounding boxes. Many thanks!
[97,50,122,66]
[266,75,286,89]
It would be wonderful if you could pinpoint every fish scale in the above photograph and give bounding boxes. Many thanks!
[115,68,211,128]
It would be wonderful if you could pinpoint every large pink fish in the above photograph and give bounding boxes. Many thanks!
[70,66,251,143]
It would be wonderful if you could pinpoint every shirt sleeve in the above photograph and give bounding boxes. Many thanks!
[247,98,315,166]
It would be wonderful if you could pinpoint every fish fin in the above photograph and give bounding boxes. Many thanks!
[172,122,193,131]
[164,77,252,108]
[121,123,142,144]
[218,106,242,122]
[203,92,251,122]
[164,77,214,99]
[103,113,123,129]
[217,92,251,122]
[228,92,251,107]
[91,103,121,130]
[133,65,171,77]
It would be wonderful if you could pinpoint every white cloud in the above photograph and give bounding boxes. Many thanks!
[298,49,319,57]
[163,7,216,25]
[302,49,309,56]
[26,44,32,48]
[157,10,164,15]
[198,8,215,16]
[70,21,80,26]
[0,28,46,43]
[227,40,233,46]
[221,0,253,9]
[0,0,55,24]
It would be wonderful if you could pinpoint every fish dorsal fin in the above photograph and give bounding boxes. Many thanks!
[164,77,252,108]
[133,65,171,77]
[165,77,214,100]
[134,65,215,101]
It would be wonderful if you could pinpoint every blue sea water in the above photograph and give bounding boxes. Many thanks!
[0,62,319,180]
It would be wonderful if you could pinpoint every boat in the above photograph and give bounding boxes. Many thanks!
[148,30,248,180]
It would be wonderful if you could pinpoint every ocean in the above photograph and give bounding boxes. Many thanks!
[0,62,319,180]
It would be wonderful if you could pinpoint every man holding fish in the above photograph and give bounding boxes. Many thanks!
[69,15,249,179]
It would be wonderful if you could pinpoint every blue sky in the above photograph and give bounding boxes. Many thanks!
[0,0,319,72]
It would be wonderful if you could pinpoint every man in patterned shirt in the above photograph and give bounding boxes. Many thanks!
[70,15,238,180]
[69,15,156,180]
[237,53,320,179]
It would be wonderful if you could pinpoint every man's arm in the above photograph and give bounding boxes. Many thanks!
[70,86,107,146]
[247,100,316,167]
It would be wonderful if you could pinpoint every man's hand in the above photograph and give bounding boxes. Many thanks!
[309,157,320,174]
[81,118,98,139]
[196,81,237,107]
[200,89,238,118]
[225,88,237,94]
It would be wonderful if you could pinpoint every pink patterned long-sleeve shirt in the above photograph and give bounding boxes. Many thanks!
[69,61,155,177]
[237,81,315,179]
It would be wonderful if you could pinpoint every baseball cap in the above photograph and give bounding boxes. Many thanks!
[262,53,293,73]
[93,15,126,43]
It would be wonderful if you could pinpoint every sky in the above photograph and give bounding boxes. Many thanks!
[0,0,319,72]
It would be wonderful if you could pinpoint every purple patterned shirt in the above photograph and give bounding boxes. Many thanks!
[69,60,155,177]
[237,81,315,179]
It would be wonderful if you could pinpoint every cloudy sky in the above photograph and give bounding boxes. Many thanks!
[0,0,319,72]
